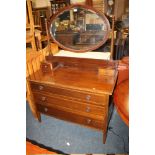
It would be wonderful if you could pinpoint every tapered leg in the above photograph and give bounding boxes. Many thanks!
[103,130,107,144]
[103,107,108,144]
[37,111,41,122]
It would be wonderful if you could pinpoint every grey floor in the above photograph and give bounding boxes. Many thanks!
[26,102,129,154]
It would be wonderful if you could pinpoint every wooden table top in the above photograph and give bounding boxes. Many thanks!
[114,79,129,126]
[29,66,118,95]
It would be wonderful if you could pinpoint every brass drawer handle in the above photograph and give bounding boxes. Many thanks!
[44,107,48,112]
[86,106,90,112]
[86,95,91,101]
[41,96,46,101]
[86,119,92,124]
[39,85,44,90]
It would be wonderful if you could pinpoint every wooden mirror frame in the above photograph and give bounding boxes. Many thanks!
[48,4,111,53]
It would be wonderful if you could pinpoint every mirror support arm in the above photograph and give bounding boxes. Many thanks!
[45,18,53,56]
[110,15,115,60]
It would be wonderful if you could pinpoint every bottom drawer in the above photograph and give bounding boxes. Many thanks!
[37,104,104,130]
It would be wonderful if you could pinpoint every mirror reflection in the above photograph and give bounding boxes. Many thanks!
[50,6,110,51]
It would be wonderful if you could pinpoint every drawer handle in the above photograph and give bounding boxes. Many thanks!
[86,95,91,101]
[44,107,48,112]
[41,96,46,101]
[86,119,92,124]
[86,106,90,112]
[39,85,44,90]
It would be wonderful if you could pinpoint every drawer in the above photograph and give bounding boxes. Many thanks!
[33,92,106,117]
[30,82,108,105]
[37,104,105,130]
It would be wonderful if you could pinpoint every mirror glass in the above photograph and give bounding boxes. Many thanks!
[49,5,110,52]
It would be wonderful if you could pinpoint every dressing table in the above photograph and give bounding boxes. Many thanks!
[27,4,118,143]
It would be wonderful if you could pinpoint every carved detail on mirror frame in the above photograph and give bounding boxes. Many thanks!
[48,4,111,52]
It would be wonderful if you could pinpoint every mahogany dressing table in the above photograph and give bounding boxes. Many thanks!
[27,4,118,143]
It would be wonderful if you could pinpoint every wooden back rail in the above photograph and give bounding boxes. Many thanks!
[46,55,118,70]
[110,15,115,60]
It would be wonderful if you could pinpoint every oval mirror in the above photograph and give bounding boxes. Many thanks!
[49,4,111,52]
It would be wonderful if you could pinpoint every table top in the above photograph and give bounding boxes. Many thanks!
[114,79,129,126]
[29,65,118,95]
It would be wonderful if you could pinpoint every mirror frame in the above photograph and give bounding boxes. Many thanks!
[48,4,111,52]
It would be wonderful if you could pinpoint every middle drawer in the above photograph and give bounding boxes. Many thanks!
[33,92,106,117]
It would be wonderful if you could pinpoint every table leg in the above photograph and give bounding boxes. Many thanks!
[103,130,107,144]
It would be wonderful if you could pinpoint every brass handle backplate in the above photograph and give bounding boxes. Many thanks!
[44,107,48,112]
[41,96,46,101]
[39,85,44,90]
[86,106,90,112]
[86,119,92,124]
[86,95,91,101]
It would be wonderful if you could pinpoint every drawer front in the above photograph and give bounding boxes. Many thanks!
[37,104,104,130]
[33,92,105,117]
[30,82,108,105]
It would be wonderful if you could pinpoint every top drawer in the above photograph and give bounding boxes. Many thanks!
[30,82,109,105]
